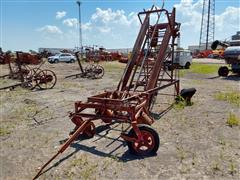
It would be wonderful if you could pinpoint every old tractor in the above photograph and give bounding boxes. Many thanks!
[34,5,187,179]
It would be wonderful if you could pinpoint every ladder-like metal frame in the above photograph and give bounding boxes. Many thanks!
[70,6,181,128]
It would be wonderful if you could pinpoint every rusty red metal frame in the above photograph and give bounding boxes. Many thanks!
[34,5,181,179]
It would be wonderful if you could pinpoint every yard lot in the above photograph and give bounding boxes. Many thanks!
[0,60,239,180]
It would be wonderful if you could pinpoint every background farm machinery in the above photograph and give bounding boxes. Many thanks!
[85,46,125,62]
[34,5,196,179]
[211,40,240,77]
[65,52,105,79]
[0,51,57,90]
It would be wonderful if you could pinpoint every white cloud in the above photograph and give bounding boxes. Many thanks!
[98,27,111,33]
[215,6,240,30]
[37,25,62,34]
[35,3,240,50]
[80,8,140,47]
[56,11,66,19]
[82,22,92,31]
[63,18,78,27]
[91,8,138,27]
[174,0,240,47]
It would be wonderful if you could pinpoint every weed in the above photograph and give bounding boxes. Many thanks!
[179,164,191,174]
[176,146,186,163]
[229,160,237,176]
[174,101,186,110]
[218,137,226,146]
[0,127,11,136]
[219,150,225,160]
[215,91,240,107]
[226,113,239,127]
[191,153,196,166]
[174,96,192,110]
[81,164,98,180]
[212,162,221,173]
[102,159,112,171]
[109,154,123,162]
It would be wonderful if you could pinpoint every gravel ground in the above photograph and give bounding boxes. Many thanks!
[0,61,239,180]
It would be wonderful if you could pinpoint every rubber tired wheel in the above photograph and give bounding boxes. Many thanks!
[218,66,229,77]
[127,124,160,156]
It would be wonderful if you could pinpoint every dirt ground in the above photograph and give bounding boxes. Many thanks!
[0,59,239,180]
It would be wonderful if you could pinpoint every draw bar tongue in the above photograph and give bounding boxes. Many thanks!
[33,119,91,180]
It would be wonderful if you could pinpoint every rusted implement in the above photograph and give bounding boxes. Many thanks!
[34,5,181,178]
[0,51,57,90]
[65,52,104,79]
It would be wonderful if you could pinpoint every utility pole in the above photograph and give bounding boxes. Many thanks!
[199,0,215,50]
[76,1,82,53]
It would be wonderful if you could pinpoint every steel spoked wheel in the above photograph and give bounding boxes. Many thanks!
[35,69,57,90]
[127,125,160,156]
[24,68,41,81]
[84,64,95,73]
[93,65,104,79]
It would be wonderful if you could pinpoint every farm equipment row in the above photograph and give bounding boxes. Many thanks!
[34,5,195,179]
[65,52,104,79]
[0,51,57,91]
[84,46,127,62]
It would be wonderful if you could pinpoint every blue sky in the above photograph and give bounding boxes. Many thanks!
[1,0,239,51]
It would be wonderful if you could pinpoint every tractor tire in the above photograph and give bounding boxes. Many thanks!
[127,124,160,156]
[218,66,229,77]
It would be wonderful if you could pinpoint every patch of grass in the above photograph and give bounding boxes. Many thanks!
[12,103,39,120]
[174,101,186,110]
[0,127,11,136]
[176,146,186,163]
[179,62,220,77]
[190,63,220,74]
[102,159,112,171]
[67,155,97,180]
[215,91,240,107]
[226,113,239,127]
[0,123,15,136]
[101,62,125,72]
[174,96,193,110]
[82,164,98,180]
[62,82,84,89]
